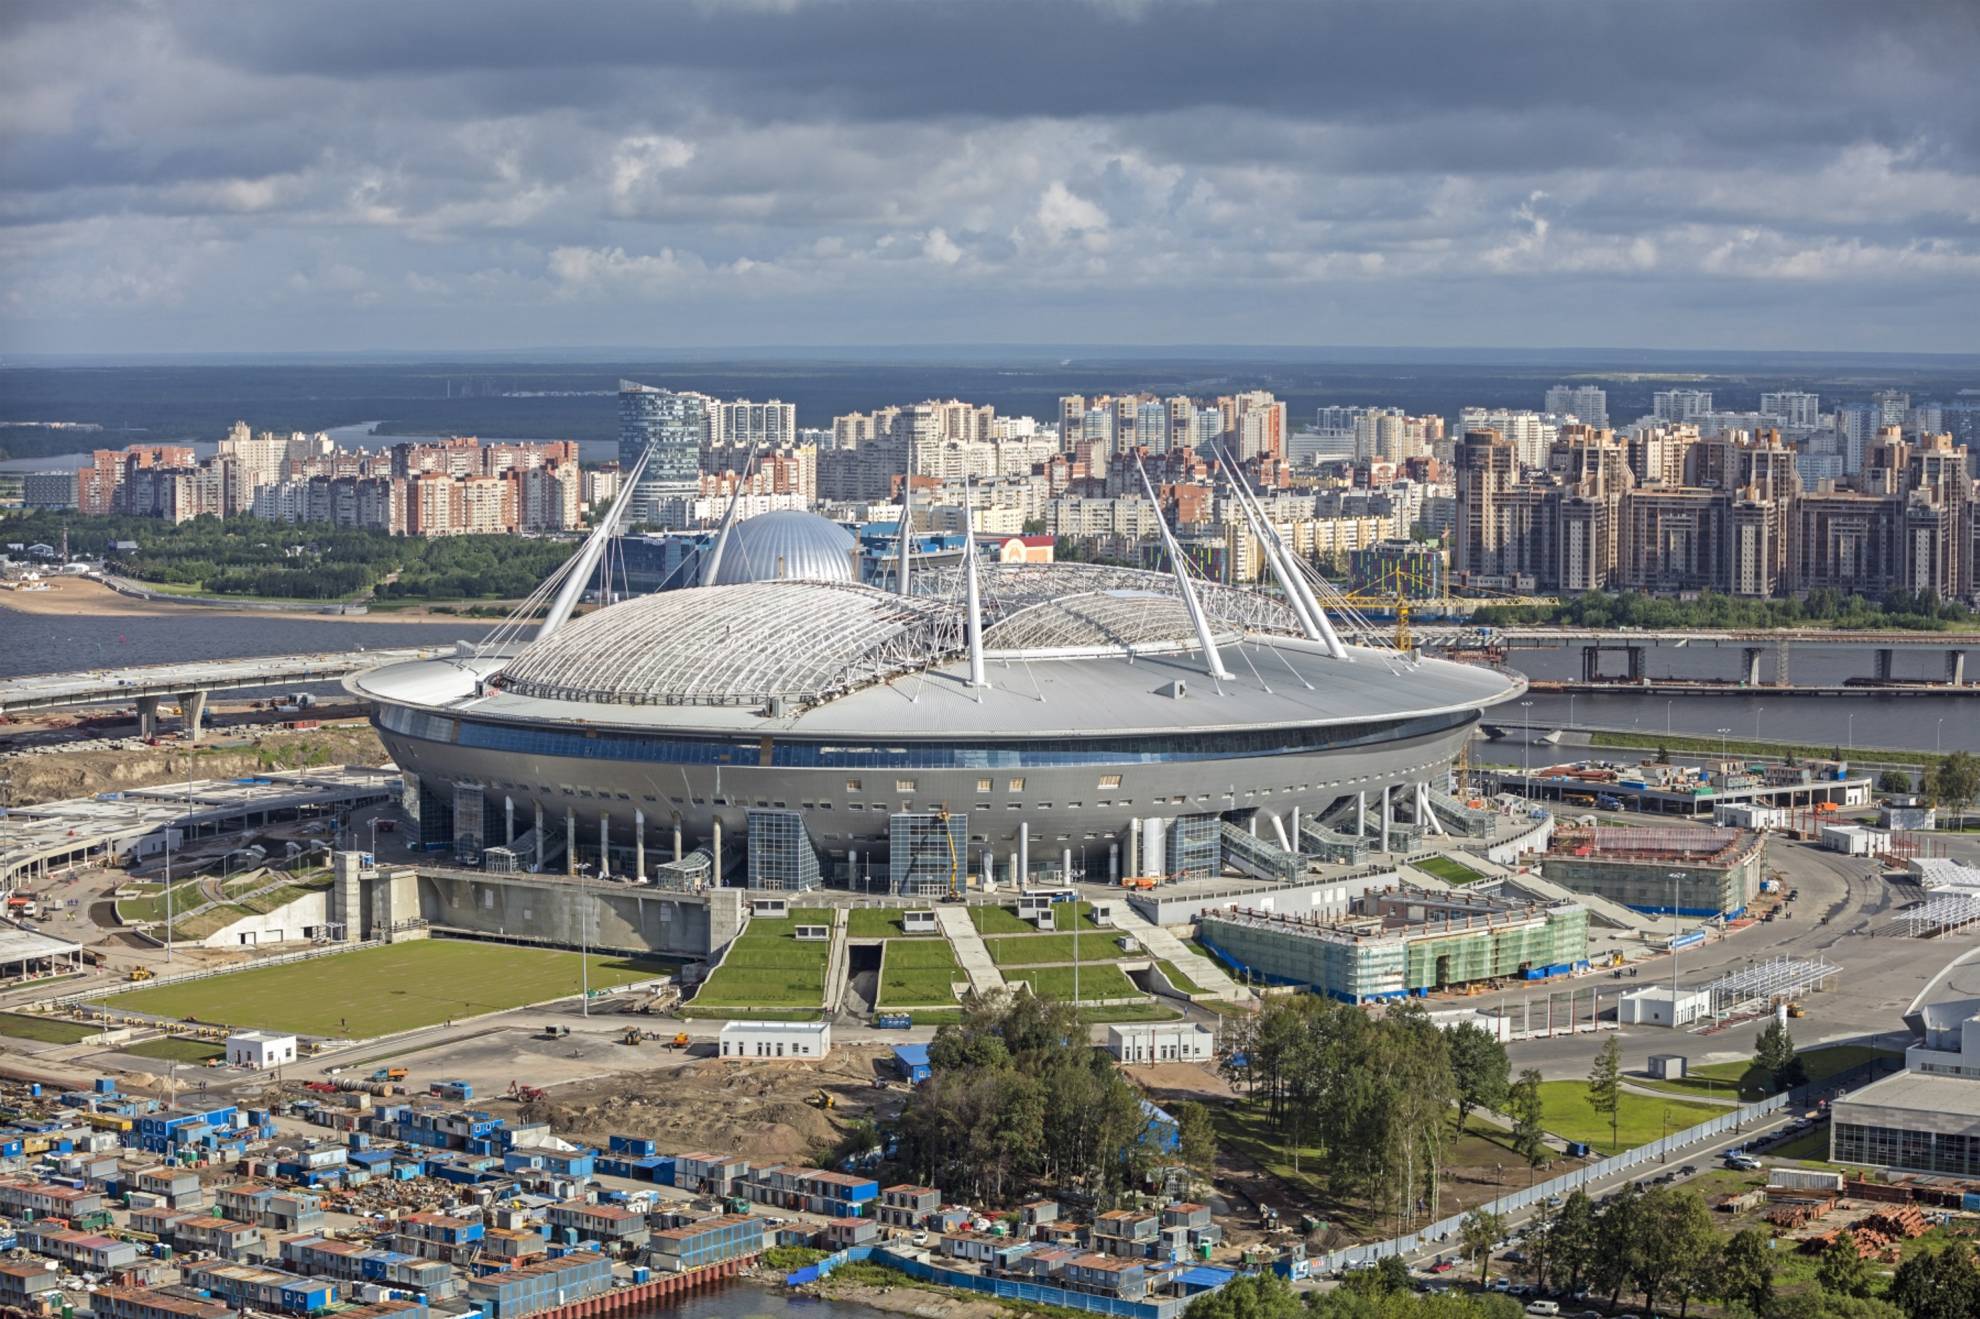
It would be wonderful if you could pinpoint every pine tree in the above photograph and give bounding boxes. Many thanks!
[1588,1035,1623,1151]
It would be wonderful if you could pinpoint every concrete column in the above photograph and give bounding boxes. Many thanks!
[1290,805,1301,844]
[1142,817,1163,877]
[1950,650,1967,685]
[1268,812,1291,851]
[1418,781,1445,836]
[673,816,683,864]
[712,817,723,881]
[1581,646,1598,682]
[598,813,610,878]
[1108,842,1119,884]
[534,802,544,871]
[635,809,646,882]
[177,690,208,742]
[565,807,576,876]
[1006,851,1018,886]
[136,695,159,740]
[1356,791,1367,839]
[1380,784,1392,852]
[1775,635,1791,686]
[1061,847,1073,883]
[1018,821,1029,884]
[1875,648,1894,682]
[1126,818,1141,877]
[1741,648,1764,686]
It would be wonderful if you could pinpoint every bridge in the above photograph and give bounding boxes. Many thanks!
[1413,627,1980,688]
[0,648,446,740]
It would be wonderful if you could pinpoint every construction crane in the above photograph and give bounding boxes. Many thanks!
[937,808,962,902]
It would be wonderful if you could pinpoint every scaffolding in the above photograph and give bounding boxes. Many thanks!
[1701,956,1839,1020]
[1887,893,1980,939]
[888,811,967,897]
[1220,821,1298,883]
[746,808,822,891]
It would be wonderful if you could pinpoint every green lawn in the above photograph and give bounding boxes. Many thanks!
[1413,854,1487,885]
[846,908,938,939]
[1003,964,1141,1001]
[123,1037,224,1063]
[1052,901,1101,931]
[693,908,833,1008]
[0,1013,98,1044]
[1080,1003,1183,1024]
[1768,1125,1834,1162]
[984,932,1132,966]
[679,1008,823,1022]
[1638,1044,1902,1103]
[114,878,207,925]
[876,941,963,1007]
[1536,1079,1725,1155]
[906,1008,963,1025]
[968,904,1037,935]
[1156,960,1207,995]
[102,941,673,1036]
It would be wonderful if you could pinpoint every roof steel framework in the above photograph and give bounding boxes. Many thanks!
[1887,893,1980,939]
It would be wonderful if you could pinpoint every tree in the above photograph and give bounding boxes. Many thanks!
[1590,1183,1642,1308]
[1877,768,1916,796]
[1182,1269,1302,1319]
[1656,744,1673,764]
[1507,1068,1548,1168]
[1930,750,1980,820]
[1754,1017,1805,1093]
[1461,1207,1506,1285]
[1715,1226,1776,1316]
[1889,1238,1980,1319]
[1546,1190,1598,1294]
[1339,1255,1412,1298]
[1176,1101,1218,1198]
[1587,1035,1624,1152]
[1637,1187,1720,1318]
[1818,1230,1874,1299]
[1447,1020,1511,1133]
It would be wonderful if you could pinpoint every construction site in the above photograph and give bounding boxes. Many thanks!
[1539,822,1766,918]
[1194,883,1591,1003]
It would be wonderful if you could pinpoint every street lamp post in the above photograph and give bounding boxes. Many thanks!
[1847,712,1855,751]
[1521,701,1534,786]
[1756,705,1765,741]
[1717,727,1731,760]
[1666,699,1673,735]
[1937,717,1945,755]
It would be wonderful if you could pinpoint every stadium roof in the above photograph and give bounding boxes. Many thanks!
[701,510,858,587]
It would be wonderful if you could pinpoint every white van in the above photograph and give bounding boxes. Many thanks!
[1525,1303,1561,1317]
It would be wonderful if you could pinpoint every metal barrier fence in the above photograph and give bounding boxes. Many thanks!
[1311,1091,1792,1277]
[871,1248,1193,1319]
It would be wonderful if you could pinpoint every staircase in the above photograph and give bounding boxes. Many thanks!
[1107,905,1249,1003]
[934,905,1007,996]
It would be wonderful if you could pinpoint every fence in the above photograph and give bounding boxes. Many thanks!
[1310,1091,1792,1276]
[870,1248,1193,1319]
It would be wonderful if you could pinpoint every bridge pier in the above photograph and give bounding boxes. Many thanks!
[1875,648,1895,682]
[1741,648,1764,686]
[1950,650,1967,685]
[1581,644,1646,682]
[176,689,208,742]
[135,695,159,739]
[565,807,577,876]
[1775,636,1790,686]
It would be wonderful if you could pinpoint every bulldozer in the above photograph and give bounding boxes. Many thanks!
[620,1027,645,1046]
[667,1032,690,1050]
[126,967,154,982]
[807,1089,836,1110]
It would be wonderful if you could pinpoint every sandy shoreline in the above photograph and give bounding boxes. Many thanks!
[0,577,494,623]
[800,1278,1009,1319]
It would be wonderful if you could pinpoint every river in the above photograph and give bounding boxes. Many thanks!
[2,603,1973,754]
[624,1283,884,1319]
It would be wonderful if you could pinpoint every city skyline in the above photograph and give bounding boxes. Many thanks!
[3,1,1978,357]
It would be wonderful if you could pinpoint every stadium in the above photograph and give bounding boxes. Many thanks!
[350,484,1523,893]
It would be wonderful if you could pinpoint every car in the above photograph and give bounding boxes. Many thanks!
[1525,1303,1562,1317]
[1429,1260,1456,1273]
[1678,1164,1698,1176]
[1504,1249,1526,1264]
[910,1232,929,1247]
[1490,1278,1512,1292]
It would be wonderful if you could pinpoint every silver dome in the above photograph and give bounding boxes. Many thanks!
[700,510,859,586]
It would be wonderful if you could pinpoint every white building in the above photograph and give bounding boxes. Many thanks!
[1759,391,1821,430]
[1424,1007,1513,1042]
[226,1031,298,1070]
[1544,384,1609,429]
[1832,998,1980,1174]
[1104,1022,1214,1064]
[719,1019,831,1061]
[1617,986,1712,1028]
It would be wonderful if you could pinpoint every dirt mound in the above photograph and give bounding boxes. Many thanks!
[6,727,385,804]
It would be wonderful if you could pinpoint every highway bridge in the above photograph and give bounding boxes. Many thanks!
[0,648,448,740]
[1413,626,1980,687]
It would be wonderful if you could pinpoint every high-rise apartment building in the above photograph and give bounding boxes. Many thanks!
[619,382,711,524]
[1652,389,1714,424]
[1544,384,1609,429]
[1759,392,1822,431]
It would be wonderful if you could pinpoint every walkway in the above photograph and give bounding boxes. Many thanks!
[1107,905,1249,1002]
[1498,870,1662,933]
[934,905,1007,997]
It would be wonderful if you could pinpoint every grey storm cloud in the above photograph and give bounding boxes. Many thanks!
[1,0,1976,354]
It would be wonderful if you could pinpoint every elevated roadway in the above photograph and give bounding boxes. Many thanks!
[0,648,446,739]
[1416,626,1979,687]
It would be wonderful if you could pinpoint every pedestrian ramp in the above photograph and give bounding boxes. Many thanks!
[1498,871,1659,932]
[1106,904,1249,1002]
[935,905,1007,996]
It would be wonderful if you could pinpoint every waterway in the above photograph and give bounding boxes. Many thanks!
[1499,640,1980,755]
[0,603,485,679]
[3,600,1974,754]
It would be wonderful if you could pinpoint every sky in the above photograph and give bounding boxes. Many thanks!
[2,0,1977,357]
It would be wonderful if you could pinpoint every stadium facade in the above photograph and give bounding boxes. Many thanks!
[351,471,1523,891]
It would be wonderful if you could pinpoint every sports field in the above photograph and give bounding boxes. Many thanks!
[102,940,674,1037]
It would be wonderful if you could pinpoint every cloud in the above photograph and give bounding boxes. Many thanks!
[0,0,1975,353]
